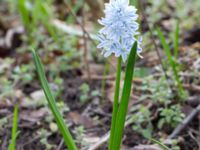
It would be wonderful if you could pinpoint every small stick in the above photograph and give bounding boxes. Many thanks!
[81,2,91,81]
[56,139,64,150]
[88,132,110,150]
[61,1,117,71]
[168,104,200,139]
[52,19,98,40]
[183,84,200,93]
[64,0,97,47]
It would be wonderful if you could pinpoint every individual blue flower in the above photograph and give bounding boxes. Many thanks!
[97,0,142,62]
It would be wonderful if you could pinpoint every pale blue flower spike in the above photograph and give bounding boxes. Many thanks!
[97,0,142,62]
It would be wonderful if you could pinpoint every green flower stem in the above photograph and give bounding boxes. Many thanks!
[112,42,137,150]
[31,50,78,150]
[109,57,122,150]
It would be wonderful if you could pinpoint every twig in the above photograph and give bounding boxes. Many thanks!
[54,1,116,71]
[168,104,200,139]
[52,19,97,40]
[88,132,110,150]
[82,2,91,81]
[64,0,97,47]
[188,129,200,149]
[20,134,45,148]
[183,84,200,93]
[56,139,64,150]
[82,74,143,85]
[82,74,115,80]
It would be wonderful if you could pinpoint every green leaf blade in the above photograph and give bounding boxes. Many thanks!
[156,28,185,98]
[111,42,137,150]
[31,49,78,150]
[109,57,122,150]
[8,105,19,150]
[174,22,180,59]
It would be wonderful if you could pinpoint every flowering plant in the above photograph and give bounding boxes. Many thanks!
[97,0,142,150]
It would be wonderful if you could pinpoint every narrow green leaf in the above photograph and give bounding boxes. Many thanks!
[18,0,30,29]
[174,22,179,59]
[31,49,78,150]
[156,28,184,97]
[156,28,173,65]
[109,57,122,150]
[8,105,19,150]
[151,139,171,150]
[111,42,137,150]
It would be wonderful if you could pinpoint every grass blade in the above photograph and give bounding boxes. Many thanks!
[151,139,170,150]
[8,105,19,150]
[18,0,30,29]
[156,28,184,97]
[111,42,137,150]
[156,28,173,65]
[31,49,78,150]
[174,22,180,59]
